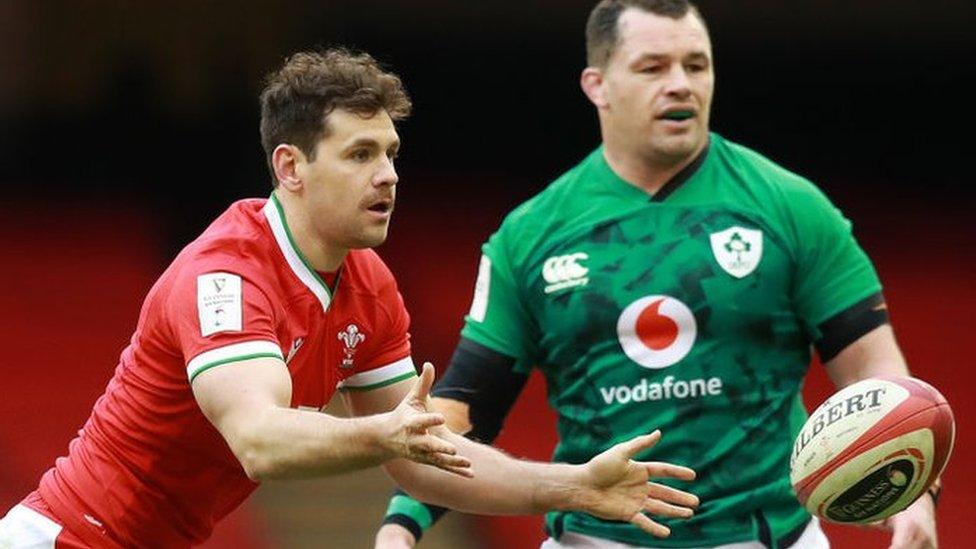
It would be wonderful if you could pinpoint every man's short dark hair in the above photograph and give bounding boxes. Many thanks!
[586,0,703,67]
[259,48,412,186]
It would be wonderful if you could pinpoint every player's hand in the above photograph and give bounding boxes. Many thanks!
[869,493,937,549]
[374,523,417,549]
[578,430,698,538]
[382,362,473,478]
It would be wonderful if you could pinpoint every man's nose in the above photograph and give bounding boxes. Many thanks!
[664,66,692,97]
[374,158,398,187]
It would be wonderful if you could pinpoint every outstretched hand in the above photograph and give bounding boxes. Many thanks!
[383,362,473,478]
[580,430,698,538]
[868,493,938,549]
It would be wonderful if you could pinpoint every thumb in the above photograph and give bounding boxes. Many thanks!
[407,362,435,403]
[616,430,662,459]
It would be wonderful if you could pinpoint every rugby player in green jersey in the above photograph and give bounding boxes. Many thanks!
[376,1,940,548]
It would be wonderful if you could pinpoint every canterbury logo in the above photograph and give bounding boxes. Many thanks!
[542,252,589,294]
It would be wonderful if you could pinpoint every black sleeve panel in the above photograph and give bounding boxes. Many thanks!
[430,337,529,443]
[815,292,890,362]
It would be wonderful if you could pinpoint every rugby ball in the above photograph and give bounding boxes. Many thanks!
[790,375,954,524]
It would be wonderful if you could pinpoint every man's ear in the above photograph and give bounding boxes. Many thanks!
[272,144,305,192]
[580,67,609,109]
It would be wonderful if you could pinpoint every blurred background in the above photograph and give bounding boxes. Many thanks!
[1,1,973,547]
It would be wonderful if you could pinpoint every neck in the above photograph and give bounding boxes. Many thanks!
[273,190,347,272]
[602,135,706,195]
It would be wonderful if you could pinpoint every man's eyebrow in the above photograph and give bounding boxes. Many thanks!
[629,51,710,65]
[343,137,380,149]
[342,136,400,152]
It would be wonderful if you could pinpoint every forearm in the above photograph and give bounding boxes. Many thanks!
[385,430,586,515]
[236,406,393,480]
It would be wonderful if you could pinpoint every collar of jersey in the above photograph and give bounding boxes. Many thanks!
[593,135,711,203]
[262,193,333,312]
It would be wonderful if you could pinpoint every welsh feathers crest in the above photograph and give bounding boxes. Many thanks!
[338,324,366,368]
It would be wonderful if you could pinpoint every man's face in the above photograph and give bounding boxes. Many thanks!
[599,9,714,163]
[297,108,400,251]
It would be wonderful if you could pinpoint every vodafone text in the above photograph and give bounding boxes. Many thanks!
[600,376,723,405]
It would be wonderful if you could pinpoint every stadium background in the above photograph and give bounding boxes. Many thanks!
[1,1,973,547]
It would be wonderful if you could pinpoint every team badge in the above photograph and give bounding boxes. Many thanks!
[338,324,366,369]
[709,226,763,278]
[617,295,697,369]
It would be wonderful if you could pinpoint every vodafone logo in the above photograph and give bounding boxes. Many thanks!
[616,295,697,369]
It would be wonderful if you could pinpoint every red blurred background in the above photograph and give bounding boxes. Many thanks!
[2,1,973,547]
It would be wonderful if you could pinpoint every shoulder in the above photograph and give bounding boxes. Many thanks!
[712,134,833,216]
[491,150,598,258]
[710,134,831,205]
[164,199,279,296]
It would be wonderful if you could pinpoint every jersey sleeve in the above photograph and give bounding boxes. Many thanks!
[787,182,882,340]
[336,276,416,392]
[459,228,539,372]
[167,266,283,383]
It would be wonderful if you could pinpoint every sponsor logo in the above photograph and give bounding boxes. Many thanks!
[197,272,242,336]
[824,459,915,522]
[617,295,697,369]
[710,226,763,278]
[599,375,723,405]
[338,324,366,369]
[542,252,589,294]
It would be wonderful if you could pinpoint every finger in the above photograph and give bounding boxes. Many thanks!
[643,498,694,519]
[428,449,472,469]
[644,461,696,481]
[629,512,670,538]
[615,430,662,459]
[407,362,436,402]
[413,434,459,456]
[408,412,447,431]
[433,462,475,478]
[424,451,472,471]
[648,482,700,508]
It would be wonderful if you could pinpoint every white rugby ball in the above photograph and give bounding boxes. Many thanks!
[790,375,954,524]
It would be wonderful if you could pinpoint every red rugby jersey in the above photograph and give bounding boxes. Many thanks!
[36,196,416,547]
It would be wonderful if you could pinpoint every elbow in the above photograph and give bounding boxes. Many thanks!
[239,447,274,482]
[233,430,280,482]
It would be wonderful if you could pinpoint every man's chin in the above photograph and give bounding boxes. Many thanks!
[349,230,389,250]
[651,133,705,162]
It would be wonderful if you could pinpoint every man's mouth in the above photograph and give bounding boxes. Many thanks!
[366,199,393,214]
[659,110,695,121]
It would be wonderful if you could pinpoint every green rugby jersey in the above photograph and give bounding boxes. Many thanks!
[461,133,881,547]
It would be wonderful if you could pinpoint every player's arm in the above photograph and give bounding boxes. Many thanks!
[345,363,699,539]
[377,338,528,546]
[819,300,938,548]
[819,294,908,387]
[789,179,939,548]
[190,356,470,480]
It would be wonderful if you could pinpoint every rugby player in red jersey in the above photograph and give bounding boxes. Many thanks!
[0,49,699,548]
